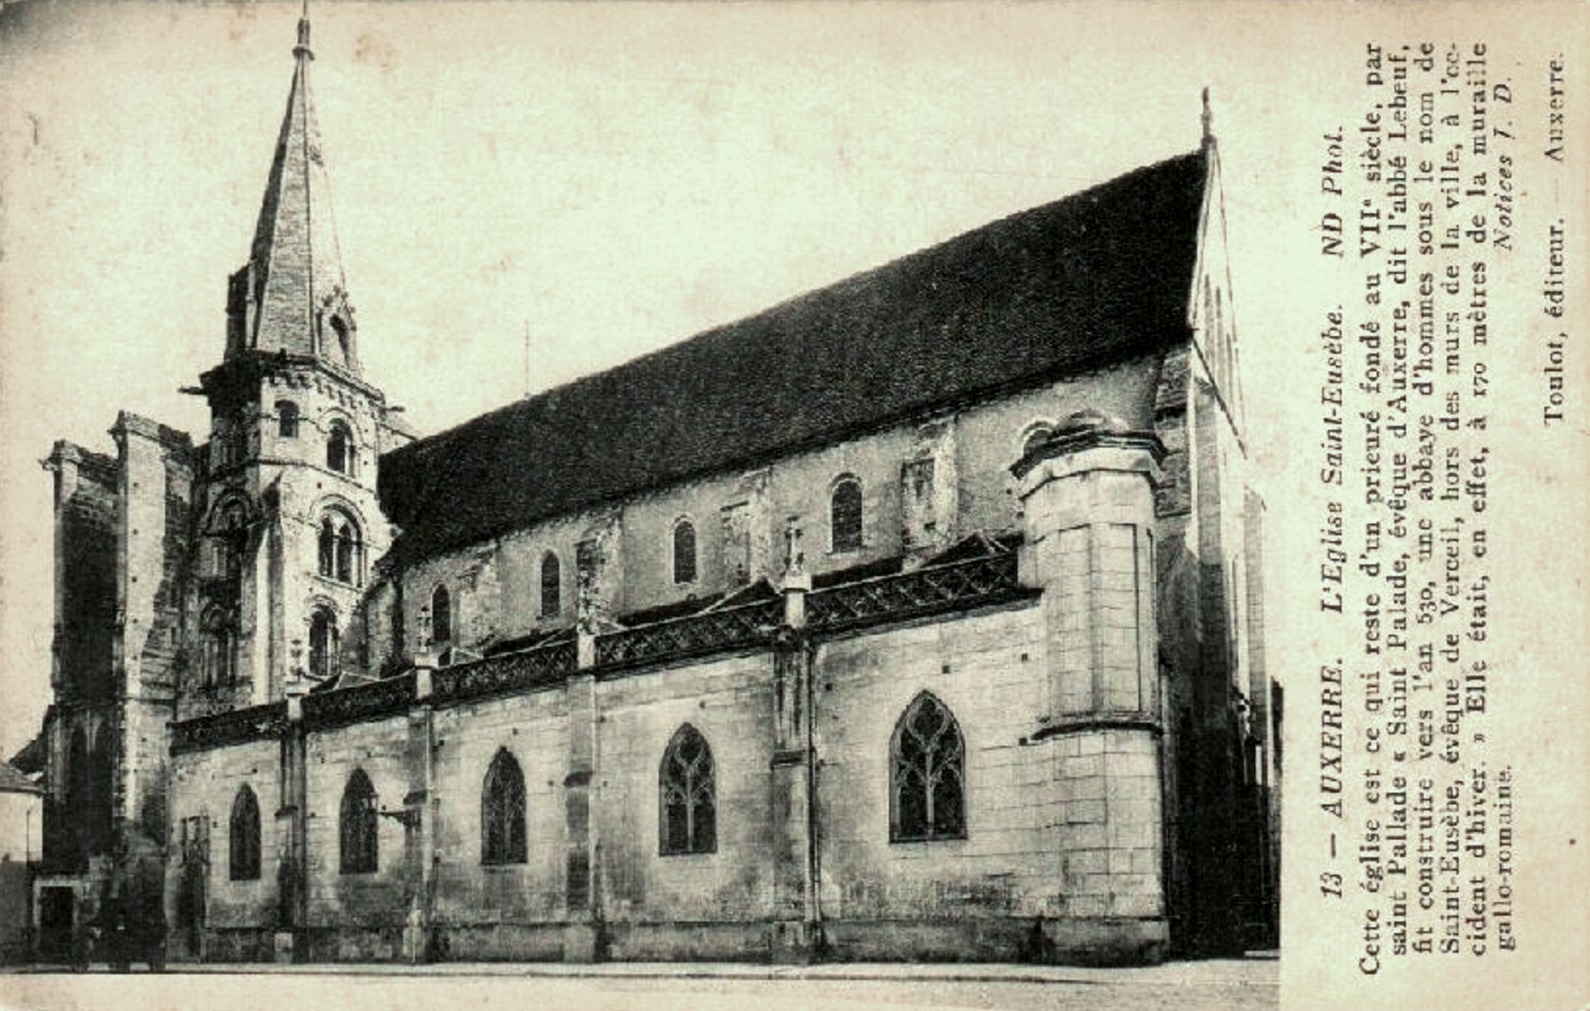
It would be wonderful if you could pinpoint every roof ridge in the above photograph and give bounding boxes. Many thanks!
[379,150,1210,563]
[402,150,1205,452]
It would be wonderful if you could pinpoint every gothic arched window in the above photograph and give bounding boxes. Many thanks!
[308,606,338,680]
[230,785,261,881]
[326,420,354,475]
[889,692,966,842]
[659,724,715,856]
[339,769,378,874]
[540,552,561,619]
[276,401,300,439]
[672,519,697,585]
[481,748,526,865]
[200,607,238,688]
[830,475,863,553]
[431,584,452,645]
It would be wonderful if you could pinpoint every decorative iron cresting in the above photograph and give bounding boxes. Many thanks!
[805,551,1023,632]
[169,553,1024,747]
[171,700,288,754]
[596,598,783,669]
[301,671,417,730]
[433,640,579,705]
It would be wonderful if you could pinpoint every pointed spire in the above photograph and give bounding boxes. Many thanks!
[1200,86,1215,149]
[226,7,358,374]
[294,0,312,60]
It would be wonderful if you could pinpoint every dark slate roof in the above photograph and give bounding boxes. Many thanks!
[8,734,45,777]
[0,760,42,796]
[380,150,1208,564]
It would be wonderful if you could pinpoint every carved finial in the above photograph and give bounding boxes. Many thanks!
[1201,87,1214,147]
[576,567,604,635]
[782,518,806,579]
[418,604,433,653]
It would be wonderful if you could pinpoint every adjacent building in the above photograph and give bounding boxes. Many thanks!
[30,13,1278,966]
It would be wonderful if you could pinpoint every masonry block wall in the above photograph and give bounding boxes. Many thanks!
[47,444,119,703]
[594,653,776,960]
[428,686,570,959]
[813,605,1052,959]
[301,713,411,960]
[166,738,281,961]
[114,413,192,846]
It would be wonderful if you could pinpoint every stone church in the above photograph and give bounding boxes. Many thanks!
[27,13,1278,966]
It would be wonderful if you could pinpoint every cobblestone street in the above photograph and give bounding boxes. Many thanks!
[2,956,1278,1011]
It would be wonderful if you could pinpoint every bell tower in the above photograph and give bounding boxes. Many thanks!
[181,11,409,719]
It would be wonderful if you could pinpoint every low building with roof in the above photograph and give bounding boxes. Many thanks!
[0,760,43,963]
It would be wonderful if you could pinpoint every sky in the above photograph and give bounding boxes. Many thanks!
[0,0,1327,760]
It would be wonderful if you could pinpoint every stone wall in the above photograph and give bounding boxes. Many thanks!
[166,737,281,961]
[48,443,119,703]
[595,652,775,961]
[427,683,569,959]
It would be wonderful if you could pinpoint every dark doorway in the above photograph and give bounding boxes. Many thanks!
[38,887,75,962]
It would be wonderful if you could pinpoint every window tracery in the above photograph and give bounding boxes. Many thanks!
[890,692,966,842]
[481,748,527,865]
[660,724,716,855]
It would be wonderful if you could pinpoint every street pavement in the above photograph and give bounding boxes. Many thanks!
[2,955,1278,1011]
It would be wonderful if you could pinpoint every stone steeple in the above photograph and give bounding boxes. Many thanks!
[224,11,359,375]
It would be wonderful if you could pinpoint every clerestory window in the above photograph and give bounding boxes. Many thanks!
[830,476,863,553]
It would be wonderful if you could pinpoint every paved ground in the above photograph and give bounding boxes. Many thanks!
[2,956,1278,1011]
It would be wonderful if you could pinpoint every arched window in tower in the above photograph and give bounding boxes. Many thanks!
[672,519,697,585]
[214,499,249,582]
[276,400,300,439]
[318,517,336,578]
[308,606,338,680]
[229,785,261,881]
[326,420,355,475]
[200,607,238,688]
[330,314,351,363]
[659,724,716,856]
[431,584,452,645]
[540,552,561,619]
[830,475,864,553]
[335,518,360,584]
[318,509,362,585]
[339,769,378,874]
[480,748,526,865]
[890,692,966,842]
[212,416,241,469]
